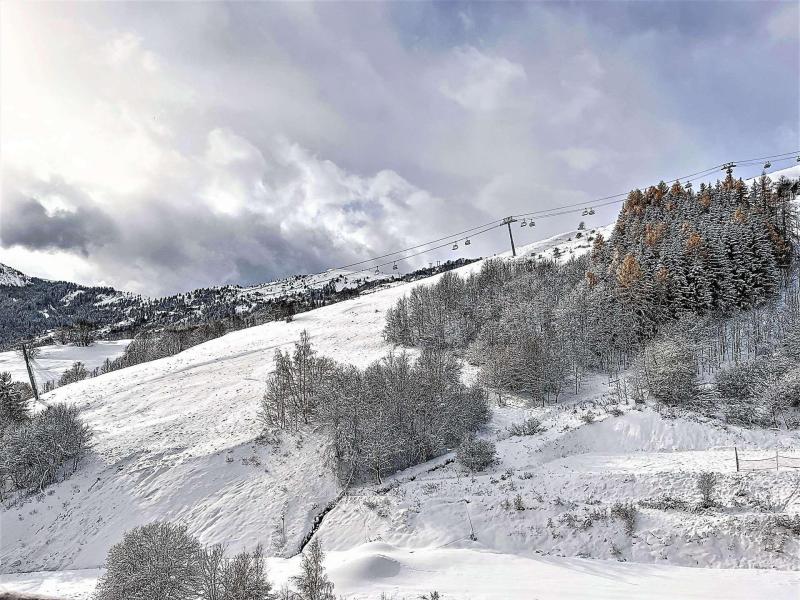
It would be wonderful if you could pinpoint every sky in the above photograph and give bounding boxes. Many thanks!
[1,1,798,296]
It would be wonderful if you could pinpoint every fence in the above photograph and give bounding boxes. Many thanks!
[735,447,800,472]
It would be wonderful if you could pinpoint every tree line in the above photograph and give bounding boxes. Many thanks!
[384,173,799,407]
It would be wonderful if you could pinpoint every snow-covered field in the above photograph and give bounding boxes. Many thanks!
[2,191,799,597]
[5,545,800,600]
[0,340,131,385]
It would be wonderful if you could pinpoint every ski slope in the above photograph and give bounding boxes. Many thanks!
[2,179,800,597]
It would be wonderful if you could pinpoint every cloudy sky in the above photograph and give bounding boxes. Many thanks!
[1,1,797,296]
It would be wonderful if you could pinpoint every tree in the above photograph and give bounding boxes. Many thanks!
[644,327,698,406]
[291,539,335,600]
[0,371,29,427]
[59,361,88,386]
[201,543,273,600]
[697,472,717,508]
[95,522,203,600]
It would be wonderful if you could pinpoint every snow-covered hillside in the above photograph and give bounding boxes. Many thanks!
[2,223,799,599]
[0,263,30,287]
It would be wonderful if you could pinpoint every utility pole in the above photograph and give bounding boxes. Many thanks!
[21,344,41,404]
[503,216,518,257]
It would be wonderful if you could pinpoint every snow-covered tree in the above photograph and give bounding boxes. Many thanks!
[95,522,203,600]
[291,539,335,600]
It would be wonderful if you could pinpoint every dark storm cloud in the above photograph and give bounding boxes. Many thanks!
[1,180,117,256]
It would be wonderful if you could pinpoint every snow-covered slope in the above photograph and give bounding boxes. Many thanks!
[0,263,31,287]
[2,168,800,597]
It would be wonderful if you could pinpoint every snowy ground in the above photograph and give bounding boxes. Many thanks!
[0,340,131,386]
[2,208,799,597]
[4,545,800,600]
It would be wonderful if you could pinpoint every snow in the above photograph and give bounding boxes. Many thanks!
[61,290,86,305]
[0,340,131,385]
[0,263,31,287]
[2,170,800,596]
[3,546,800,600]
[232,267,397,303]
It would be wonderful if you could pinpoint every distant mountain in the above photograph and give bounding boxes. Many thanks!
[0,260,475,350]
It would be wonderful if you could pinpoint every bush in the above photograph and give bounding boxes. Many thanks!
[610,502,637,536]
[96,522,203,600]
[697,472,717,508]
[0,403,91,493]
[58,361,88,386]
[766,368,800,411]
[716,356,791,402]
[507,417,542,436]
[456,437,497,472]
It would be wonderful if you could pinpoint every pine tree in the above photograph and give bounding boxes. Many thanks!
[0,371,29,426]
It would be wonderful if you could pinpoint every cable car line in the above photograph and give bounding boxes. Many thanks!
[266,151,799,291]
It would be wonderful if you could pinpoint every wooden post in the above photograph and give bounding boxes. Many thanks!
[734,447,739,472]
[21,344,40,404]
[776,449,780,472]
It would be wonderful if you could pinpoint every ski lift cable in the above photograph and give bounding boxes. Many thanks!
[287,221,508,290]
[262,150,799,292]
[317,217,507,273]
[512,152,800,219]
[514,158,799,223]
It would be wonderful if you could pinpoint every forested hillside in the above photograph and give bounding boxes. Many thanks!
[0,259,477,351]
[385,172,799,403]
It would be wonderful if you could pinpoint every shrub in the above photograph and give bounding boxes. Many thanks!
[0,403,91,493]
[639,495,693,512]
[507,417,542,436]
[697,472,718,508]
[456,437,497,472]
[610,502,637,536]
[58,361,88,387]
[95,522,203,600]
[765,368,800,411]
[716,356,791,402]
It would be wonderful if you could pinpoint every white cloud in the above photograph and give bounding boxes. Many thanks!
[555,147,601,171]
[439,46,527,112]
